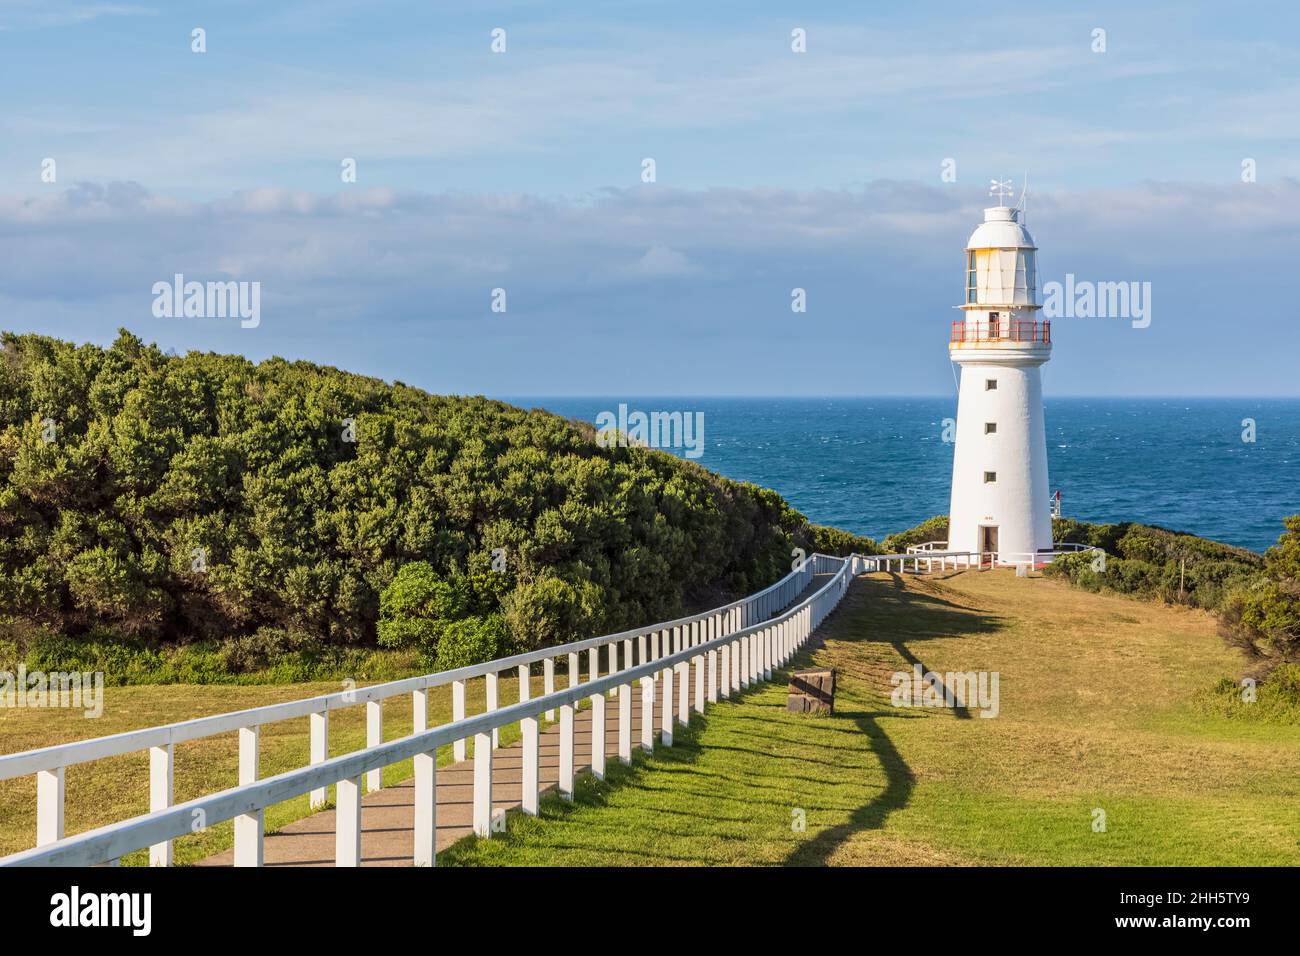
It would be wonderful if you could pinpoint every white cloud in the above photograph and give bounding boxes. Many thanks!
[2,178,1298,395]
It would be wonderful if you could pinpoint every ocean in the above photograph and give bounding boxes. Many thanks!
[507,398,1300,554]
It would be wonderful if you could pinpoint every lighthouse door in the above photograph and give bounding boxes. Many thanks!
[980,525,999,566]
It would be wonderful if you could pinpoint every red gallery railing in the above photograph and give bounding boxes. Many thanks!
[951,319,1051,345]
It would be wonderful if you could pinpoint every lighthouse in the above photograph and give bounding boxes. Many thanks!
[947,185,1052,566]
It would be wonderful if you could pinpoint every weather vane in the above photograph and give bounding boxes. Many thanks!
[988,178,1013,204]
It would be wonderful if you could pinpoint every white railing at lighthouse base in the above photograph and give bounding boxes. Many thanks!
[906,540,1101,570]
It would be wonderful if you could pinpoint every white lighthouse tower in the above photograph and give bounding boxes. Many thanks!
[947,182,1053,566]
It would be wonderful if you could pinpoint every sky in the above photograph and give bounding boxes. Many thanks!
[1,0,1298,396]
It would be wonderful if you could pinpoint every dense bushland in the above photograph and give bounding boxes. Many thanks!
[0,330,863,676]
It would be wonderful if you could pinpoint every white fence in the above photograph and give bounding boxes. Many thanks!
[905,540,1100,570]
[0,554,846,868]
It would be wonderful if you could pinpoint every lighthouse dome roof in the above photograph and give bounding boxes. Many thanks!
[966,206,1036,250]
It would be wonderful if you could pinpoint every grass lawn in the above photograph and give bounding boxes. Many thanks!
[4,569,1297,866]
[441,570,1300,866]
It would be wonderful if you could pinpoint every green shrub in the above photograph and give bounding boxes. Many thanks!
[434,614,506,670]
[1196,663,1300,724]
[801,523,880,557]
[882,515,949,554]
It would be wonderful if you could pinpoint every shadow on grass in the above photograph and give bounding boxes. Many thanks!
[783,573,1003,865]
[443,573,1003,867]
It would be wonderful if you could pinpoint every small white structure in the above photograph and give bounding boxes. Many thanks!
[947,194,1052,566]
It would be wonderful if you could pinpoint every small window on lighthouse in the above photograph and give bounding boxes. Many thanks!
[985,422,997,434]
[984,471,997,483]
[985,378,998,390]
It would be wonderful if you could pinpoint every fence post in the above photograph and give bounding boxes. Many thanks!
[336,776,362,866]
[366,700,383,793]
[660,666,674,746]
[721,644,732,698]
[486,672,499,749]
[638,632,647,666]
[473,732,493,837]
[559,703,575,799]
[413,686,428,732]
[522,715,540,816]
[640,677,655,752]
[568,652,580,690]
[693,655,705,713]
[588,646,599,687]
[149,743,173,867]
[618,682,632,764]
[544,658,556,721]
[310,709,329,808]
[739,636,750,689]
[591,691,606,780]
[411,684,436,865]
[36,768,64,847]
[763,626,773,680]
[707,649,719,703]
[414,747,437,867]
[451,680,467,761]
[676,662,690,726]
[234,726,262,867]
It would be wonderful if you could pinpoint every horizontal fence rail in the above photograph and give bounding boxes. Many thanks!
[1,547,1074,867]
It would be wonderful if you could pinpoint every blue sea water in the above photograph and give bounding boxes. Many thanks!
[506,398,1300,554]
